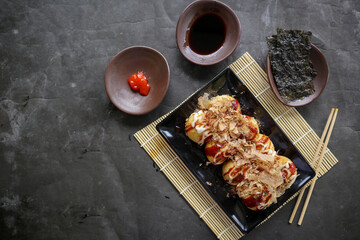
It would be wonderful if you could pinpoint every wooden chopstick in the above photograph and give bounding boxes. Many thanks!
[288,108,338,224]
[289,108,335,223]
[297,108,338,225]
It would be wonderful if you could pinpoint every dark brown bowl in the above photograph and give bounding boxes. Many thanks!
[176,0,241,65]
[266,44,329,107]
[104,46,170,115]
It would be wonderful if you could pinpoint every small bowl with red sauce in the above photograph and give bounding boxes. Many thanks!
[104,46,170,115]
[176,0,241,65]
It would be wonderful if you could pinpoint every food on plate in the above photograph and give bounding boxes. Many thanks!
[185,94,297,211]
[185,110,210,145]
[275,155,298,195]
[128,72,151,96]
[240,115,259,141]
[185,94,258,145]
[253,134,275,154]
[237,179,276,211]
[266,28,317,103]
[222,160,249,186]
[204,140,228,165]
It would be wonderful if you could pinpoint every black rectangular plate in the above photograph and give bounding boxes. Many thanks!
[156,68,315,234]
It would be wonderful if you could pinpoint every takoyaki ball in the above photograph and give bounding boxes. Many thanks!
[240,115,260,141]
[204,140,228,165]
[222,160,250,186]
[185,110,210,145]
[211,95,241,112]
[236,180,275,211]
[252,134,275,154]
[275,155,297,194]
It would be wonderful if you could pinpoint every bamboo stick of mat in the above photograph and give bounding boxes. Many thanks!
[288,108,335,224]
[297,108,338,225]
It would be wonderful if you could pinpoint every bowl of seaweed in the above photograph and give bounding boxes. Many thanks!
[266,28,329,107]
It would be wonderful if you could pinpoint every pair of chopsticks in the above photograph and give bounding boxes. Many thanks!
[289,108,338,226]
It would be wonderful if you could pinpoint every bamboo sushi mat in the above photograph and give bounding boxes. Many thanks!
[134,52,338,240]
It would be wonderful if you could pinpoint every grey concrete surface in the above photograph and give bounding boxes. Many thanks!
[0,0,359,239]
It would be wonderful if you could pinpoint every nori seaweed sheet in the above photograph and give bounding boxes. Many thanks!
[266,28,317,103]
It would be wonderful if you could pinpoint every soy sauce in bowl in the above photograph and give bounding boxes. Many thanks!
[189,13,226,55]
[176,0,241,65]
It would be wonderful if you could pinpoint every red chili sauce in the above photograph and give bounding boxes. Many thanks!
[128,72,151,96]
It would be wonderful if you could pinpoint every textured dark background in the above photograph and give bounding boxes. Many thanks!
[0,0,359,239]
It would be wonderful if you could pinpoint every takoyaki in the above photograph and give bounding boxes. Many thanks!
[239,115,259,141]
[204,140,228,165]
[185,110,211,145]
[252,134,275,154]
[275,155,297,195]
[184,94,298,212]
[210,95,241,112]
[236,180,276,211]
[222,160,250,186]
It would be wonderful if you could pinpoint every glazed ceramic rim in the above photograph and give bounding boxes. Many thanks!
[104,46,170,115]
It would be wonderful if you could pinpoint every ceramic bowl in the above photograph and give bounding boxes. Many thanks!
[176,0,241,65]
[266,44,329,107]
[104,46,170,115]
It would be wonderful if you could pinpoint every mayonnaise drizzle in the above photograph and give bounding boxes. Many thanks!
[191,110,204,128]
[195,125,207,134]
